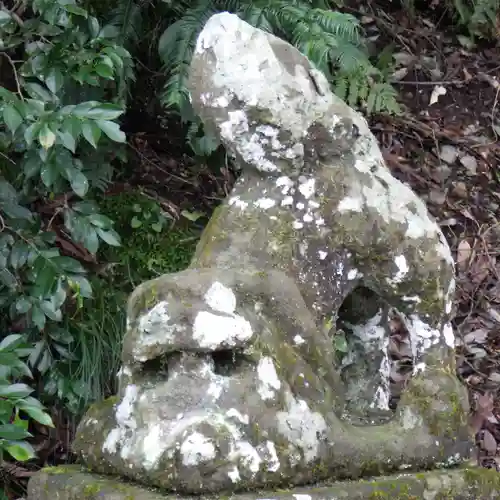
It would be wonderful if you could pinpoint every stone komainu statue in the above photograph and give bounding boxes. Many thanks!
[71,12,471,495]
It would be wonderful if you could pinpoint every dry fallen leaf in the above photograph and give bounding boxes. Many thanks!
[429,85,447,106]
[457,239,472,272]
[482,429,497,455]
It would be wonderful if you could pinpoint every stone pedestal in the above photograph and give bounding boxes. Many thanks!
[28,464,500,499]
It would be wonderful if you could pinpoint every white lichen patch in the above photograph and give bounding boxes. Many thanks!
[180,431,216,466]
[349,310,386,342]
[347,268,361,280]
[445,278,456,315]
[276,391,326,462]
[258,440,280,472]
[226,408,249,424]
[207,378,227,401]
[406,314,441,361]
[402,295,421,303]
[293,334,306,345]
[388,255,409,285]
[102,384,138,455]
[257,356,281,400]
[193,283,253,348]
[220,110,280,173]
[318,250,327,260]
[213,95,230,107]
[401,406,422,430]
[298,177,315,199]
[442,322,455,348]
[228,439,262,476]
[337,196,363,213]
[228,196,249,210]
[346,132,442,240]
[204,281,237,315]
[141,423,164,468]
[276,176,294,194]
[255,197,276,210]
[193,311,253,348]
[137,301,170,335]
[228,466,241,483]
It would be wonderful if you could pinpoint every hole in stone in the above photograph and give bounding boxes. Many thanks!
[139,352,181,383]
[211,349,251,376]
[335,286,413,424]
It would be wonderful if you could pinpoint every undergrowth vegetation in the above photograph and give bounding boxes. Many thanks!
[0,0,498,483]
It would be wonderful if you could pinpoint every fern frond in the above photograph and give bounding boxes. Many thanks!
[108,0,145,47]
[330,41,372,73]
[306,9,362,45]
[158,1,219,115]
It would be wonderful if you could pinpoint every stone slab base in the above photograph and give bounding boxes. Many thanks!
[27,464,500,499]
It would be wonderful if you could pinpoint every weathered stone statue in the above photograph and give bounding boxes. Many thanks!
[28,11,494,500]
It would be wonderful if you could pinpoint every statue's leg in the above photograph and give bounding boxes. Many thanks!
[356,233,470,451]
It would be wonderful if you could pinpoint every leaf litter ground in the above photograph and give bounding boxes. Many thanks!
[3,3,500,499]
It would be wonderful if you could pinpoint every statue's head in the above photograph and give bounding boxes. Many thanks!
[188,12,362,177]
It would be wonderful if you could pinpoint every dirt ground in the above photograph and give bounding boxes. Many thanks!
[2,2,500,498]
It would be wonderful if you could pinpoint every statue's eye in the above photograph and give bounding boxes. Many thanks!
[211,349,253,376]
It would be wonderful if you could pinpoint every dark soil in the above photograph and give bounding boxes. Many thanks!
[2,2,500,498]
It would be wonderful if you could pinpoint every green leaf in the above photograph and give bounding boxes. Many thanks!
[21,406,54,427]
[334,333,348,353]
[24,122,42,147]
[98,24,120,39]
[3,105,23,133]
[34,265,57,297]
[31,306,46,331]
[63,4,88,17]
[94,64,113,79]
[15,297,32,314]
[85,104,124,121]
[130,216,141,229]
[40,162,59,188]
[38,123,56,150]
[88,213,112,228]
[0,10,12,25]
[83,227,99,254]
[23,83,54,102]
[71,101,100,118]
[9,242,30,269]
[181,210,204,222]
[0,424,31,440]
[81,120,101,148]
[57,130,76,153]
[68,275,92,298]
[0,383,33,398]
[52,256,86,273]
[0,334,25,352]
[67,168,89,197]
[23,153,41,179]
[95,120,126,143]
[39,300,62,321]
[0,352,22,368]
[5,441,35,461]
[95,227,121,246]
[45,68,64,94]
[88,15,99,37]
